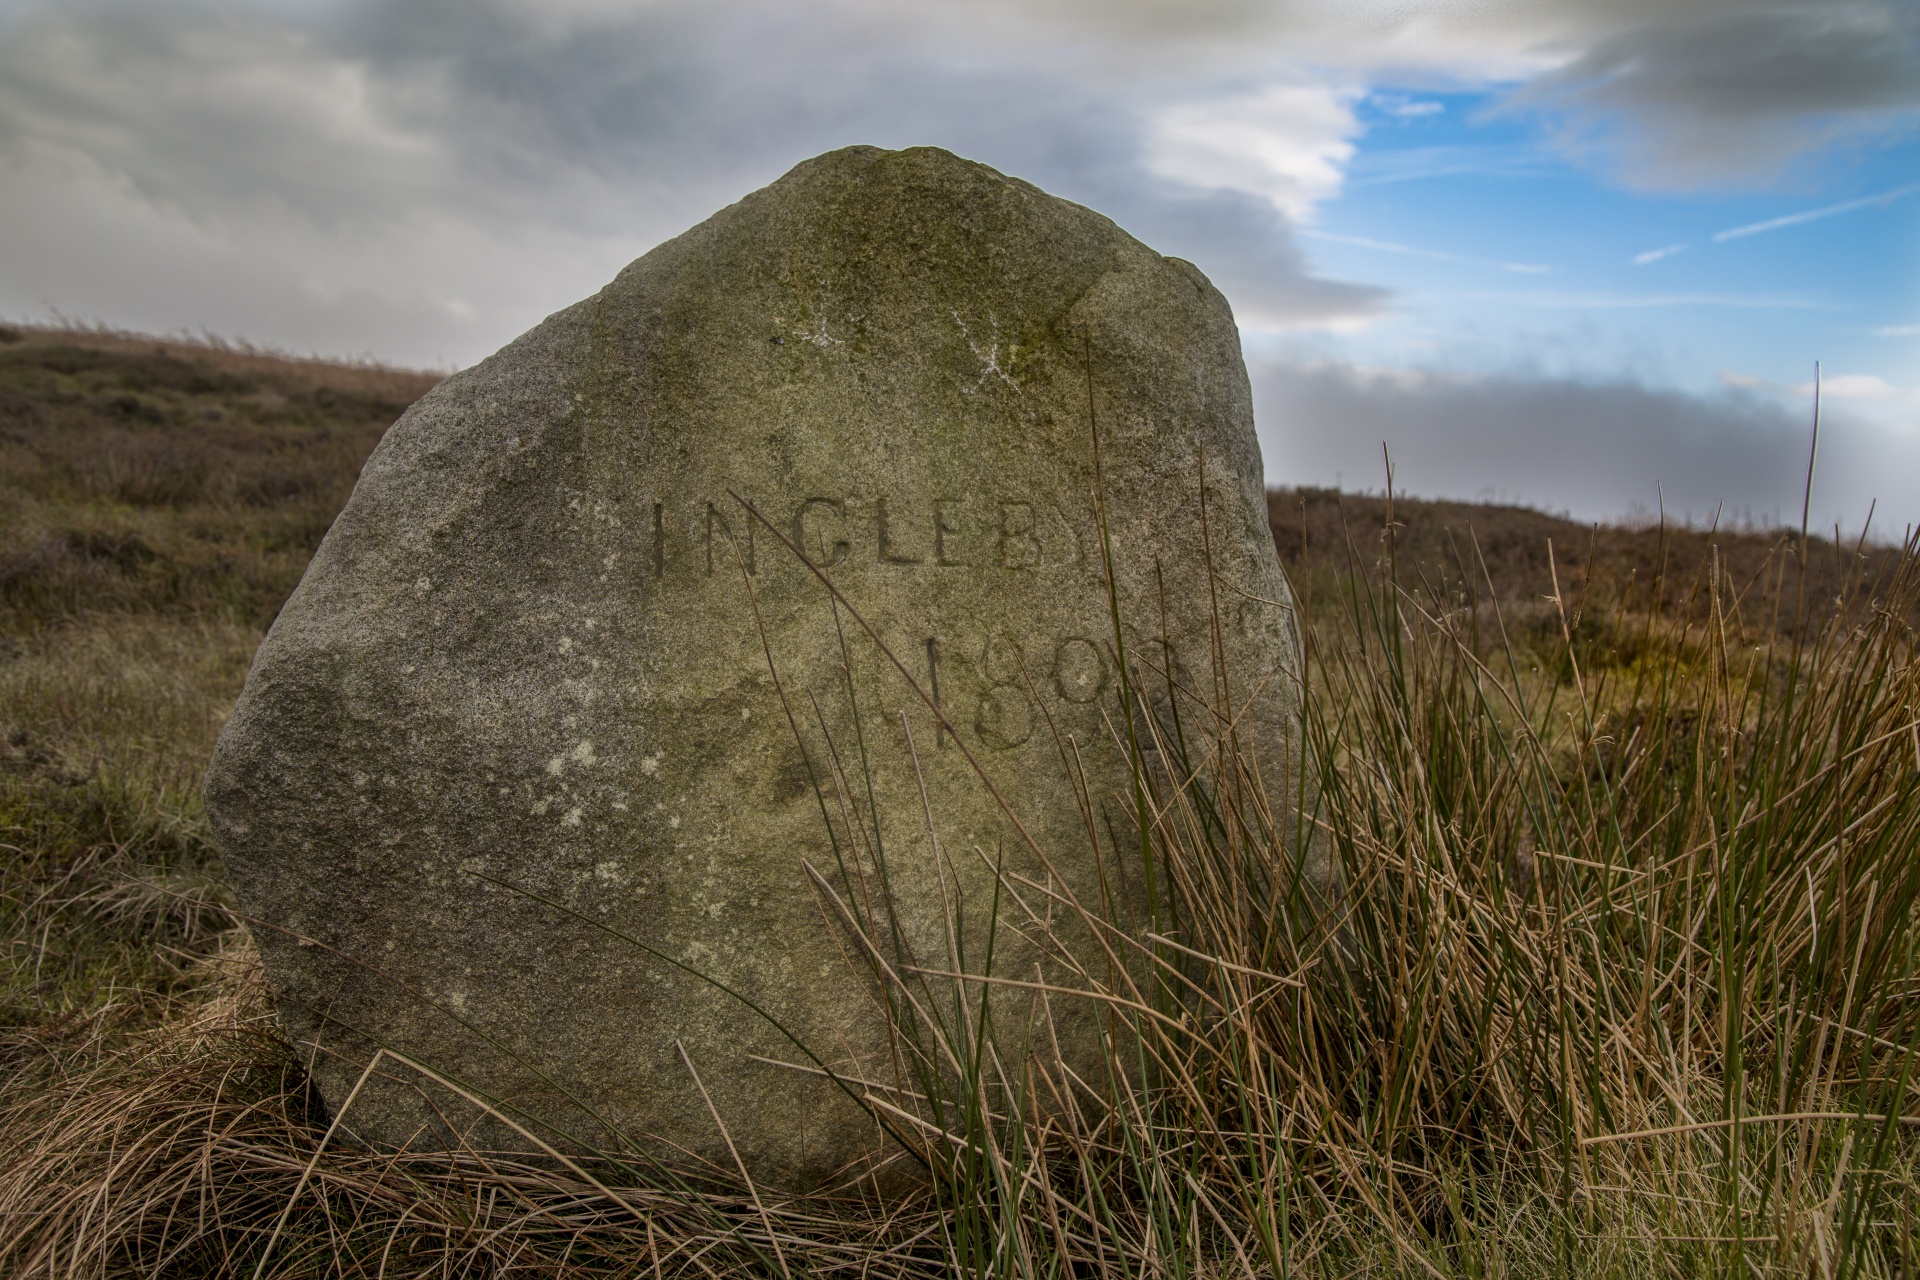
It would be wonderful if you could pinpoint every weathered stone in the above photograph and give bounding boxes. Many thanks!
[204,145,1309,1189]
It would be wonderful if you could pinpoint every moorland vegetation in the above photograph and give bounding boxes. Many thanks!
[2,324,1917,1277]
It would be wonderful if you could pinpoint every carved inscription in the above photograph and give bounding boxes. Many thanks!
[1051,637,1106,703]
[973,635,1033,750]
[875,497,921,565]
[791,498,850,567]
[926,637,948,749]
[645,490,1150,756]
[955,634,1119,751]
[704,502,753,576]
[932,500,963,566]
[652,492,1084,581]
[651,502,665,580]
[998,502,1040,568]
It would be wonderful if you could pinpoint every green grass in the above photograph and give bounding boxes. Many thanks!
[2,325,1916,1277]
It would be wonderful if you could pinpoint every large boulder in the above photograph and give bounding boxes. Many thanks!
[204,145,1309,1189]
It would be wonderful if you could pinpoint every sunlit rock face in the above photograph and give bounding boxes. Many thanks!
[204,144,1309,1190]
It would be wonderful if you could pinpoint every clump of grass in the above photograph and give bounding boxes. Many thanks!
[1270,515,1920,1276]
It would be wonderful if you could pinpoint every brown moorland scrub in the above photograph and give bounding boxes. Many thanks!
[2,325,1917,1278]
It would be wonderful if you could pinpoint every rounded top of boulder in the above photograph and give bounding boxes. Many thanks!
[617,141,1188,324]
[529,142,1248,477]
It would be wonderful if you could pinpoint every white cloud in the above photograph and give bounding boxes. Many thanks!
[1874,324,1920,337]
[1144,81,1361,221]
[1370,93,1443,118]
[0,12,449,226]
[1796,374,1909,399]
[0,0,1913,378]
[1631,243,1687,265]
[0,0,1395,362]
[0,138,643,368]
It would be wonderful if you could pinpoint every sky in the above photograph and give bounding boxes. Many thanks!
[0,0,1915,534]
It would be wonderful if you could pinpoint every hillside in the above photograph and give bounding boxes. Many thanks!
[1270,486,1909,634]
[3,323,1885,639]
[0,325,439,631]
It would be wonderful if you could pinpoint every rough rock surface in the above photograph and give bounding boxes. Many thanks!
[204,145,1310,1189]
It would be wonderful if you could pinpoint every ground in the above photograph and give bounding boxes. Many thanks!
[3,325,1916,1278]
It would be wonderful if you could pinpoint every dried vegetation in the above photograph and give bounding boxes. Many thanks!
[3,325,1917,1277]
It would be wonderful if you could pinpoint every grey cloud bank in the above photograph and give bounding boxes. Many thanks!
[1254,361,1912,538]
[0,0,1388,356]
[5,0,1912,344]
[1514,2,1920,187]
[0,0,1914,524]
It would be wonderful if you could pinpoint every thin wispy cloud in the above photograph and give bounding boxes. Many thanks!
[1345,144,1556,187]
[1713,182,1920,242]
[1800,374,1913,399]
[1449,290,1830,311]
[1729,369,1919,399]
[1301,229,1549,274]
[1874,324,1920,337]
[1370,94,1443,118]
[1632,243,1688,265]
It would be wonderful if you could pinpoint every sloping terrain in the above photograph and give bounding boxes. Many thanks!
[1270,486,1907,632]
[0,325,439,631]
[0,327,438,1066]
